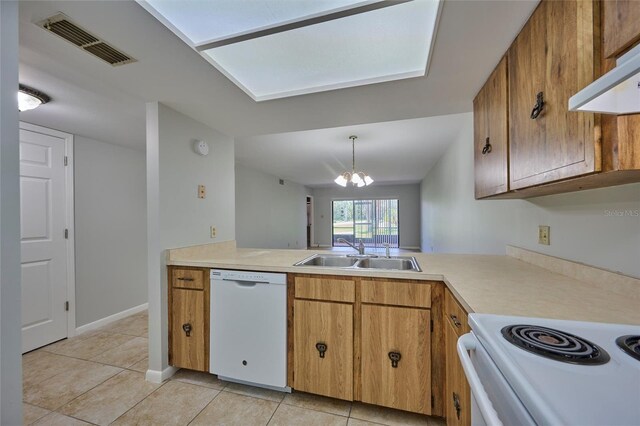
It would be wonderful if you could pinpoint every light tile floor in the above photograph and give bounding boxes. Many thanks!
[23,311,445,426]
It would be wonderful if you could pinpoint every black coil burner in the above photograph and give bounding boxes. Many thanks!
[616,335,640,361]
[501,324,610,365]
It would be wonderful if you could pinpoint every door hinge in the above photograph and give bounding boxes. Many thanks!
[431,319,434,332]
[64,229,69,239]
[65,301,69,311]
[64,156,68,166]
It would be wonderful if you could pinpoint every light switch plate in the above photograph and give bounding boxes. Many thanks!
[538,225,550,245]
[198,185,206,199]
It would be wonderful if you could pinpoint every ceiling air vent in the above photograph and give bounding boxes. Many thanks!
[37,13,136,67]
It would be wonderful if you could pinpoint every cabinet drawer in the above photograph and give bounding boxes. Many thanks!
[295,276,355,303]
[445,289,469,335]
[361,280,431,308]
[172,268,205,290]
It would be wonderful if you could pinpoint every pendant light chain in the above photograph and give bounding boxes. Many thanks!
[351,135,356,171]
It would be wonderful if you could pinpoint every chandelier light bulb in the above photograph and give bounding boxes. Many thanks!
[334,174,348,187]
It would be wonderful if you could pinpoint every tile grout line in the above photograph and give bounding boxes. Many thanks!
[47,366,124,415]
[25,322,146,422]
[185,386,225,425]
[108,379,170,424]
[265,399,281,425]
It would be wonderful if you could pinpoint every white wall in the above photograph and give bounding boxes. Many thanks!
[74,136,147,327]
[0,1,23,423]
[146,102,235,380]
[235,163,309,249]
[421,112,640,278]
[312,184,421,248]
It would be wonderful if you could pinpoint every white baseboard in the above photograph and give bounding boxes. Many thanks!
[146,365,178,383]
[75,302,148,335]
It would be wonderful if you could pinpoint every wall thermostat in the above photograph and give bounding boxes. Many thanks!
[193,140,209,156]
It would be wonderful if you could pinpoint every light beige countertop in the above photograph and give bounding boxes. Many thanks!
[167,242,640,325]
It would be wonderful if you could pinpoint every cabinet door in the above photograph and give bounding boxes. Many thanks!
[474,56,509,199]
[508,1,546,190]
[509,0,598,190]
[444,317,471,426]
[293,300,353,400]
[170,288,208,371]
[361,305,431,414]
[603,0,640,58]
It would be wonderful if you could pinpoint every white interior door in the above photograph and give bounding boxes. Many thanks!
[20,125,73,353]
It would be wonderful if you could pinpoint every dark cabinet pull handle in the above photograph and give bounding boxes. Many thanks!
[182,323,192,337]
[453,392,461,420]
[530,91,544,119]
[177,277,194,281]
[450,314,462,328]
[481,137,492,155]
[388,351,401,368]
[315,342,327,358]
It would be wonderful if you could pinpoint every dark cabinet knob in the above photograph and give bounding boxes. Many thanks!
[182,323,192,337]
[315,342,327,358]
[453,392,462,420]
[482,137,492,155]
[530,91,545,119]
[388,351,401,368]
[450,314,462,328]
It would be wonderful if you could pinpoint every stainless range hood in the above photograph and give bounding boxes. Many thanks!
[569,43,640,114]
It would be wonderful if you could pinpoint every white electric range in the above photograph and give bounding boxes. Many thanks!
[458,313,640,426]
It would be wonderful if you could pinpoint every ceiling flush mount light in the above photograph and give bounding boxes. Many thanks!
[335,135,374,188]
[18,84,51,112]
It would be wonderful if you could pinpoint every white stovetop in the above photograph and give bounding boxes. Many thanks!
[470,314,640,426]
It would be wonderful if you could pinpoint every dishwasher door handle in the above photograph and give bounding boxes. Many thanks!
[220,278,269,287]
[457,333,503,426]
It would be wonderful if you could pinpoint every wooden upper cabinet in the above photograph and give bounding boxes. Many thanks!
[603,0,640,59]
[508,0,600,190]
[474,55,509,199]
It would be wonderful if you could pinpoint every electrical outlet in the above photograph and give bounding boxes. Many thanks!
[198,185,206,199]
[210,226,216,238]
[538,225,550,245]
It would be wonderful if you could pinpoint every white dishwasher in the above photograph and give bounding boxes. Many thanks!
[210,269,288,391]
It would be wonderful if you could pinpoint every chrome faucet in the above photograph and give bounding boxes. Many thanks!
[383,243,391,258]
[337,238,365,255]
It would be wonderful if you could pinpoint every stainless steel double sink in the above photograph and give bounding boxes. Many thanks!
[293,253,422,272]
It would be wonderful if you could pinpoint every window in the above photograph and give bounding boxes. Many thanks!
[332,199,399,248]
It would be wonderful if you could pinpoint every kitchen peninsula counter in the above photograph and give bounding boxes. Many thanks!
[167,242,640,325]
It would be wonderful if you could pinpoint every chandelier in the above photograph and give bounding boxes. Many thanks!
[334,135,374,187]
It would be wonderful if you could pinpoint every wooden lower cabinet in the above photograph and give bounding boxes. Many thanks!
[444,290,471,426]
[293,299,353,400]
[169,269,209,372]
[290,275,441,416]
[361,304,432,414]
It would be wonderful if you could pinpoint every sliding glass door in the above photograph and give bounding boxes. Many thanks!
[332,199,399,248]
